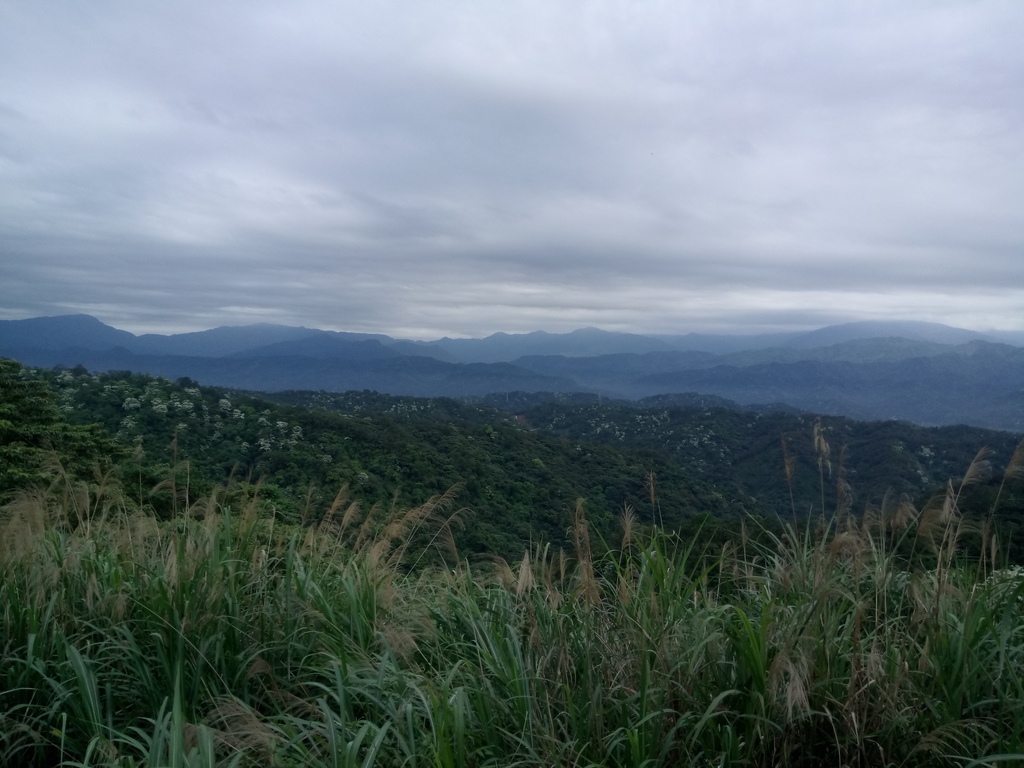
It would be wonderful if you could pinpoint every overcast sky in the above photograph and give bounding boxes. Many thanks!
[1,1,1022,338]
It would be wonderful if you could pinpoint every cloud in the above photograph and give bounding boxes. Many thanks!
[1,0,1022,336]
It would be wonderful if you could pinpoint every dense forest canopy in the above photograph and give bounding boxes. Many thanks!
[2,358,1022,560]
[0,359,123,491]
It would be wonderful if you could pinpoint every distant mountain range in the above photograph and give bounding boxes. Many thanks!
[4,314,1022,360]
[2,314,1022,431]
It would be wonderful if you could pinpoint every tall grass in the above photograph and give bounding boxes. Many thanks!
[2,461,1023,767]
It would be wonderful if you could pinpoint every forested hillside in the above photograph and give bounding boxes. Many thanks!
[4,358,1022,559]
[513,399,1023,517]
[0,359,123,490]
[2,361,746,558]
[276,388,1024,531]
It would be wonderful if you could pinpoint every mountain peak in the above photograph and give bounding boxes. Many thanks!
[0,314,137,351]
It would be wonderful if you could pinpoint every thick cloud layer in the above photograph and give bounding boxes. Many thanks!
[1,1,1022,336]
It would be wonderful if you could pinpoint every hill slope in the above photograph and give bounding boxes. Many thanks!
[5,359,1022,557]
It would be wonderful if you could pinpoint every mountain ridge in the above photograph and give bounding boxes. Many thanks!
[5,314,1019,361]
[2,315,1023,431]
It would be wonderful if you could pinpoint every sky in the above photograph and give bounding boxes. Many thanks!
[1,1,1022,339]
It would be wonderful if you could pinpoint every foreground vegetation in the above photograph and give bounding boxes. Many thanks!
[2,448,1024,767]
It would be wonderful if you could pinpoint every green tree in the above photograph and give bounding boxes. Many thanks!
[0,358,123,497]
